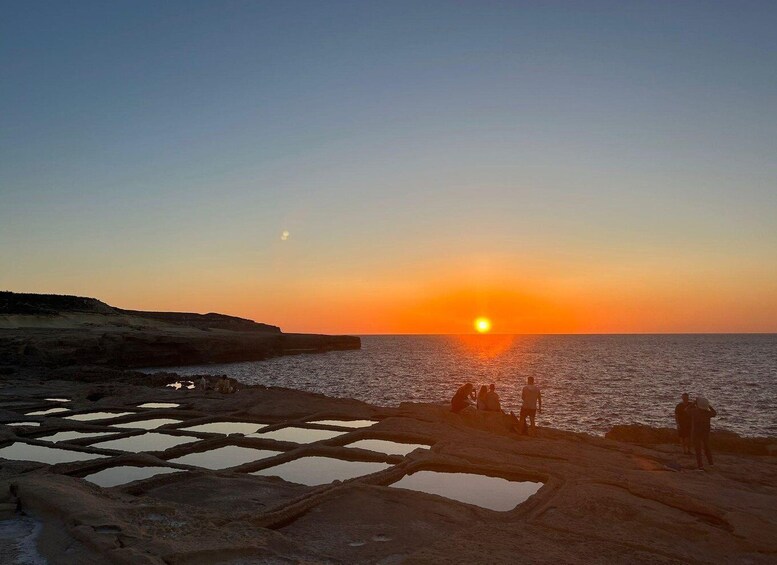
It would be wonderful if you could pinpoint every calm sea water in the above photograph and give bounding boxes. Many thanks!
[164,334,777,437]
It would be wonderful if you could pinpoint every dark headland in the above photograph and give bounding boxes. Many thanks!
[0,291,360,368]
[0,292,775,564]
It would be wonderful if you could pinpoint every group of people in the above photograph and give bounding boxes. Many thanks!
[451,377,542,435]
[675,393,717,470]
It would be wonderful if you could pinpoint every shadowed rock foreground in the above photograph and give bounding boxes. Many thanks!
[1,370,775,564]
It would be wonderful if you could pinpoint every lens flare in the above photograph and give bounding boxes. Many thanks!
[474,317,492,333]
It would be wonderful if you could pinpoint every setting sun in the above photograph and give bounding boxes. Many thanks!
[474,317,492,333]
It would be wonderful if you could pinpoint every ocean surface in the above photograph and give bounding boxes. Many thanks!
[163,334,777,437]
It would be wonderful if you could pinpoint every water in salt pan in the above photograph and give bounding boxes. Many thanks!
[38,430,118,443]
[166,381,195,390]
[0,442,108,465]
[345,439,430,456]
[90,432,198,453]
[66,411,134,421]
[137,402,180,409]
[249,427,344,444]
[44,398,70,402]
[112,418,182,430]
[167,445,281,469]
[4,422,40,427]
[308,419,377,428]
[82,465,182,487]
[25,407,69,416]
[180,421,267,435]
[253,456,391,486]
[389,470,542,512]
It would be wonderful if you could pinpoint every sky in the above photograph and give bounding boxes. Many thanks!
[2,1,776,334]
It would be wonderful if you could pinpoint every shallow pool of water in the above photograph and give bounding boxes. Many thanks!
[4,422,40,427]
[308,419,377,428]
[389,470,542,512]
[344,439,431,456]
[249,427,345,444]
[90,432,198,453]
[44,398,71,403]
[82,465,182,487]
[180,421,267,435]
[166,381,195,390]
[253,456,392,486]
[25,407,70,416]
[112,418,183,430]
[137,402,180,409]
[38,430,118,443]
[166,445,281,469]
[65,412,134,422]
[0,442,109,465]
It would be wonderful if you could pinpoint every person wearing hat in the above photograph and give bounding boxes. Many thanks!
[687,396,717,470]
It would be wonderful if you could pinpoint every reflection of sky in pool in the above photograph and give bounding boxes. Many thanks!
[65,412,134,421]
[249,427,344,444]
[390,471,542,512]
[90,432,198,453]
[25,407,70,416]
[44,398,71,402]
[167,445,281,469]
[307,420,377,428]
[5,422,40,427]
[253,456,391,486]
[344,439,430,456]
[0,442,109,464]
[180,421,267,435]
[83,465,181,487]
[38,430,118,443]
[112,418,183,430]
[137,402,180,409]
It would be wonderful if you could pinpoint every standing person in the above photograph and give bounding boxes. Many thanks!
[674,393,692,454]
[476,385,489,410]
[519,376,542,435]
[451,383,476,413]
[688,396,717,470]
[485,384,502,412]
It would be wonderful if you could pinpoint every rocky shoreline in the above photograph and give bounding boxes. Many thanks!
[1,367,775,564]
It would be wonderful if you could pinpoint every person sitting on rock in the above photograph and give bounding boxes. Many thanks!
[451,383,476,413]
[674,393,692,454]
[687,396,717,470]
[485,384,502,412]
[476,385,489,410]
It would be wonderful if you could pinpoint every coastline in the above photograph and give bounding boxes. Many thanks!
[1,368,775,564]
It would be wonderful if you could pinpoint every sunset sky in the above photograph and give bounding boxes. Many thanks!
[2,1,776,334]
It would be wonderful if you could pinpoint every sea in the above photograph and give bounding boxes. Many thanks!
[162,334,777,438]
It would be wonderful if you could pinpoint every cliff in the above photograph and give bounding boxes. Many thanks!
[0,291,359,368]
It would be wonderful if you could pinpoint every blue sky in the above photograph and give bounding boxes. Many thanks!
[2,1,776,332]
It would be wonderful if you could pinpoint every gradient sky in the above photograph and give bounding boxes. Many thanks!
[2,1,776,333]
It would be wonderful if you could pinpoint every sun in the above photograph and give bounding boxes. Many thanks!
[474,317,492,333]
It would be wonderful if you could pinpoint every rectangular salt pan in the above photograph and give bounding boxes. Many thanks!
[137,403,180,409]
[44,398,71,402]
[83,465,181,488]
[180,421,267,435]
[4,422,41,427]
[25,407,70,416]
[253,456,391,486]
[308,420,377,428]
[390,471,542,512]
[167,445,281,470]
[65,412,134,422]
[345,439,430,456]
[90,432,198,453]
[250,427,344,444]
[38,431,118,443]
[112,418,183,430]
[0,442,108,465]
